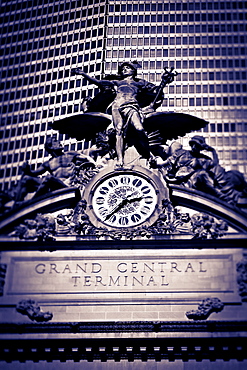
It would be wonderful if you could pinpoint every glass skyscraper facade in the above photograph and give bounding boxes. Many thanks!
[0,0,247,191]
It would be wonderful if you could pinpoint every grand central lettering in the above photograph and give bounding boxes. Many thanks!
[34,261,207,288]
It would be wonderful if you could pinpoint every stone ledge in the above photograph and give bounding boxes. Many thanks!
[0,320,247,334]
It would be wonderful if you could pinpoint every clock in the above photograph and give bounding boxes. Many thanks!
[84,166,165,229]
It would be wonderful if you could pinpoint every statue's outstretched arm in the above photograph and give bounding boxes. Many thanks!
[72,68,101,86]
[21,161,50,177]
[72,68,114,90]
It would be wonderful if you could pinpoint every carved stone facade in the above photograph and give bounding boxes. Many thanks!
[5,196,230,241]
[0,0,247,366]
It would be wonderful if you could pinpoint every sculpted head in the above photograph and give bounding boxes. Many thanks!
[189,136,208,153]
[169,141,183,155]
[45,137,64,156]
[118,61,141,78]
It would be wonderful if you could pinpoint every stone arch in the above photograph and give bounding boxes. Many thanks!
[0,187,81,234]
[170,185,247,233]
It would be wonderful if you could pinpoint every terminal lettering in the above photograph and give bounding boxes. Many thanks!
[34,261,207,289]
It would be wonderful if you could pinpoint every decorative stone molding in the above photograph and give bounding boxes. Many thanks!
[16,299,53,322]
[186,298,224,320]
[0,263,7,296]
[0,320,246,335]
[9,200,229,241]
[190,212,228,239]
[237,257,247,302]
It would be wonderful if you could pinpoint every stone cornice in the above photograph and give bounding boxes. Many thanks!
[0,320,247,334]
[0,237,247,251]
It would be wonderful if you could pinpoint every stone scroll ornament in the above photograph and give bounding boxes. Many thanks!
[16,299,53,322]
[236,258,247,302]
[185,298,224,320]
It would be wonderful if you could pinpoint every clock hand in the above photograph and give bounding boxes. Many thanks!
[126,196,143,203]
[104,198,128,221]
[104,194,143,221]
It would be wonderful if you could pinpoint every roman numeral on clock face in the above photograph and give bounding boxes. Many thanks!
[118,216,129,226]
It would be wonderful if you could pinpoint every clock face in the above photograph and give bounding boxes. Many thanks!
[92,173,158,228]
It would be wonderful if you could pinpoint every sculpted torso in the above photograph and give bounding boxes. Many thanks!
[112,78,145,107]
[45,152,77,179]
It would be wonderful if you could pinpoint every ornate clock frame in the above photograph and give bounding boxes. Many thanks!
[83,165,167,231]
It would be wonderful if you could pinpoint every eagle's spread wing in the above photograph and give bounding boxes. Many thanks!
[51,110,207,147]
[143,112,208,143]
[51,112,112,141]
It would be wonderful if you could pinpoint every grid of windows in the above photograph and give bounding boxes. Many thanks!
[105,0,247,172]
[0,0,107,189]
[0,0,247,190]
